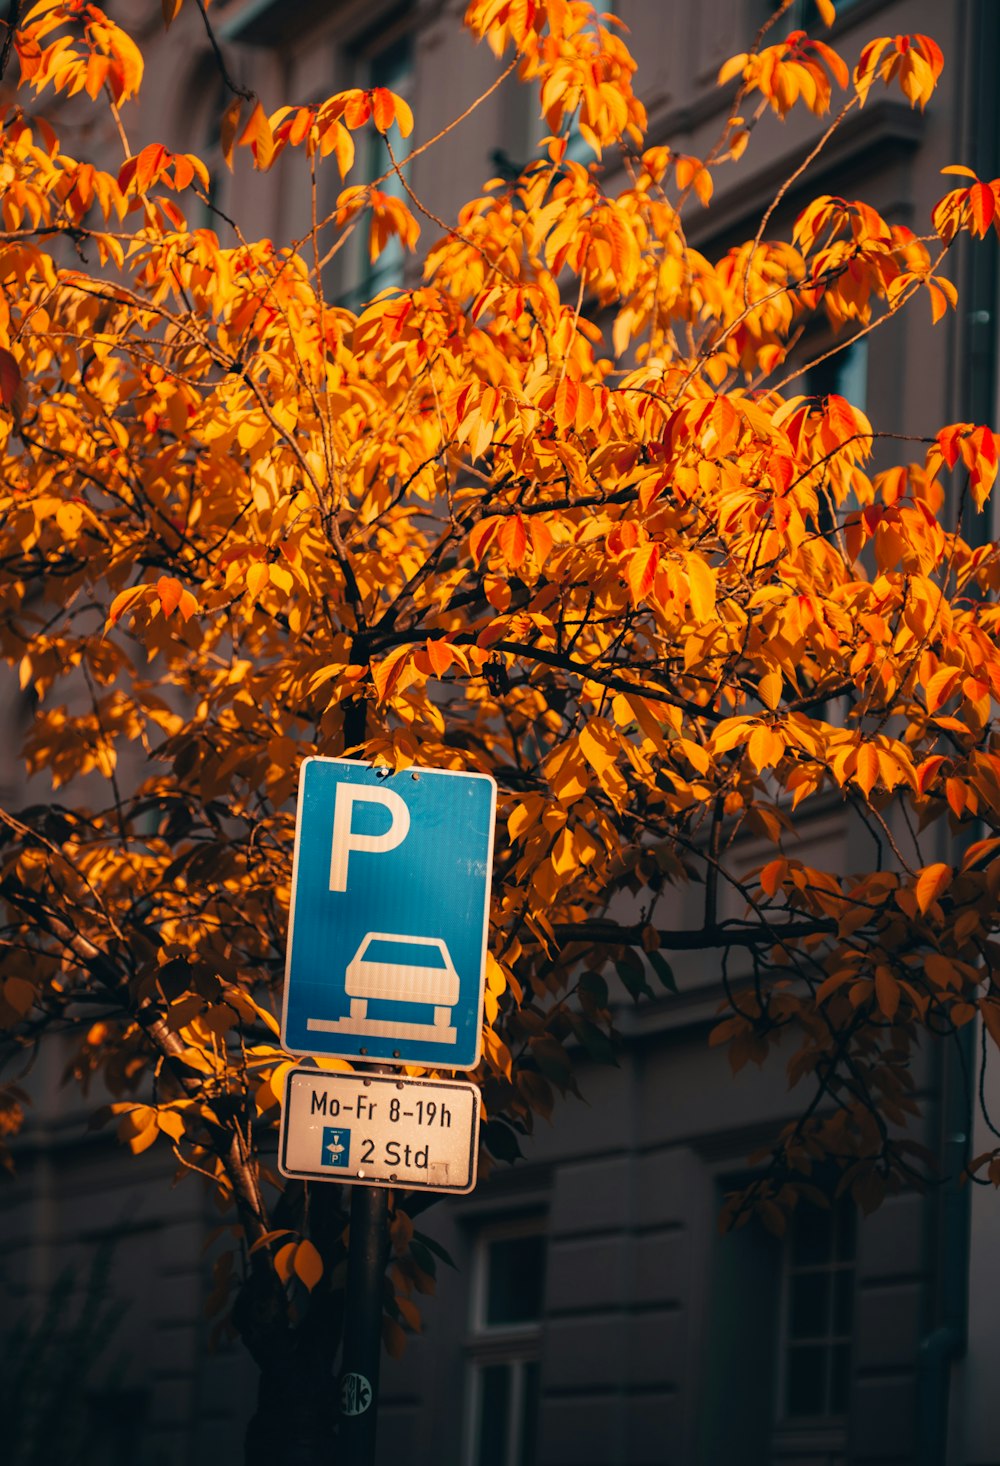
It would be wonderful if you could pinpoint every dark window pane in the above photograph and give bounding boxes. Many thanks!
[834,1201,857,1263]
[792,1207,833,1266]
[486,1235,546,1325]
[764,0,863,46]
[830,1342,851,1413]
[833,1268,854,1334]
[786,1345,827,1417]
[520,1361,540,1466]
[370,34,413,91]
[790,1271,830,1339]
[803,0,862,26]
[476,1366,510,1466]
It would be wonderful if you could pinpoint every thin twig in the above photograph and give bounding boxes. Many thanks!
[193,0,255,104]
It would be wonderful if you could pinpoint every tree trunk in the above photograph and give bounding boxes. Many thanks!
[235,1188,349,1466]
[244,1349,341,1466]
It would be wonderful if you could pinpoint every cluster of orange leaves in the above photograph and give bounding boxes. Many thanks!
[3,0,1000,1311]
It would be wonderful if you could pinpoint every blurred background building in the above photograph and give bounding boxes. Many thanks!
[2,1,1000,1463]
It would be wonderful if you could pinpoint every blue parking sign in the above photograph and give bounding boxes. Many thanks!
[281,759,497,1070]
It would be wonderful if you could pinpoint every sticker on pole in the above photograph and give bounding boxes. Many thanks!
[279,1069,481,1194]
[340,1373,373,1416]
[281,758,496,1070]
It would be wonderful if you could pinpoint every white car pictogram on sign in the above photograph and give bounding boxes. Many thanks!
[307,932,460,1045]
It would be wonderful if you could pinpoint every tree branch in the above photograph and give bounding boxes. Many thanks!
[552,916,838,950]
[0,0,22,85]
[193,0,255,104]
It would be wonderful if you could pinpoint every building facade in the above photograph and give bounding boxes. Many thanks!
[3,1,1000,1463]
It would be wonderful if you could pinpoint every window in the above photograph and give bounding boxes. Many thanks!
[464,1222,546,1466]
[761,0,863,38]
[698,1189,783,1462]
[339,22,415,311]
[779,1201,857,1420]
[699,1180,857,1459]
[801,337,869,411]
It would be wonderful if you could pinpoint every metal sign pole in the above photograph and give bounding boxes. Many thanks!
[338,1175,389,1466]
[280,747,495,1463]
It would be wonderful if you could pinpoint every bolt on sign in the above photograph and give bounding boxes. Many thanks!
[281,758,497,1071]
[279,1069,481,1194]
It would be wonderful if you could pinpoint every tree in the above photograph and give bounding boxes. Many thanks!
[2,0,1000,1457]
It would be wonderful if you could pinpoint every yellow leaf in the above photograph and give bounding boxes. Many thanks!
[712,717,754,755]
[372,644,417,703]
[578,718,619,777]
[529,517,554,566]
[128,1123,160,1155]
[269,563,294,595]
[915,862,951,914]
[220,96,243,170]
[625,695,672,757]
[498,514,527,567]
[626,543,659,605]
[550,827,575,875]
[687,556,717,623]
[718,54,748,87]
[56,501,83,537]
[679,738,709,774]
[748,724,783,772]
[249,1228,296,1256]
[392,93,414,139]
[156,1108,185,1142]
[507,799,540,841]
[427,638,456,677]
[245,563,269,600]
[293,1239,324,1291]
[485,952,507,995]
[157,575,183,616]
[758,670,782,711]
[274,1241,297,1284]
[854,744,880,798]
[925,665,960,712]
[962,837,1000,871]
[108,584,148,625]
[107,23,144,102]
[759,859,786,898]
[239,100,276,170]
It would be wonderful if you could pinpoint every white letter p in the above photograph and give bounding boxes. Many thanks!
[329,784,410,892]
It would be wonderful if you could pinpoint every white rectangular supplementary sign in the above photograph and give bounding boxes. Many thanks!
[281,758,497,1070]
[279,1069,481,1194]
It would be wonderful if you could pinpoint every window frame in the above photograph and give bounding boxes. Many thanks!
[462,1215,547,1466]
[774,1199,857,1430]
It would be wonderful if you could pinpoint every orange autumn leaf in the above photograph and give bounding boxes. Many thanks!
[0,348,21,406]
